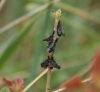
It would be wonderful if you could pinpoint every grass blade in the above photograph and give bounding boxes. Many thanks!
[0,16,37,70]
[55,2,100,24]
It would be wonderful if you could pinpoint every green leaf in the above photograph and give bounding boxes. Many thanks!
[0,87,10,92]
[0,16,37,70]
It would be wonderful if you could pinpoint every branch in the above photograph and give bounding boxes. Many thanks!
[22,68,48,92]
[53,88,66,92]
[44,9,64,92]
[0,0,7,12]
[46,67,52,92]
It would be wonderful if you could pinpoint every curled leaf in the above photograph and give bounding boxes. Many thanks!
[3,78,24,92]
[41,56,60,69]
[2,78,15,92]
[15,78,24,91]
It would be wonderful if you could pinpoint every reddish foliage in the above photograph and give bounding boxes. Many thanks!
[91,50,100,83]
[64,76,84,90]
[3,78,24,92]
[64,50,100,92]
[3,78,15,92]
[3,78,14,87]
[15,78,24,91]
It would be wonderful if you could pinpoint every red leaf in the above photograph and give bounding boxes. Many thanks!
[15,78,24,91]
[64,76,84,90]
[3,78,13,87]
[91,50,100,84]
[2,78,15,92]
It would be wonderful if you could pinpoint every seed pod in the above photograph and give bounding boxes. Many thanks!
[47,38,58,53]
[57,21,65,37]
[41,59,49,69]
[43,31,54,48]
[41,56,60,69]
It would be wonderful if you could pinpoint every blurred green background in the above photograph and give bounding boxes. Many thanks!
[0,0,100,92]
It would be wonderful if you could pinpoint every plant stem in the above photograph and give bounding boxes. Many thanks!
[46,66,52,92]
[45,21,58,92]
[22,68,48,92]
[45,9,62,92]
[53,87,66,92]
[0,0,7,12]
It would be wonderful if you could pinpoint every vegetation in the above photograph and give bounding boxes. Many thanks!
[0,0,100,92]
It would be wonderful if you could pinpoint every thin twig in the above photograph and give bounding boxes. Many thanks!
[53,87,66,92]
[52,77,91,92]
[0,0,7,12]
[46,67,52,92]
[82,77,91,83]
[45,9,62,92]
[0,0,60,34]
[22,68,48,92]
